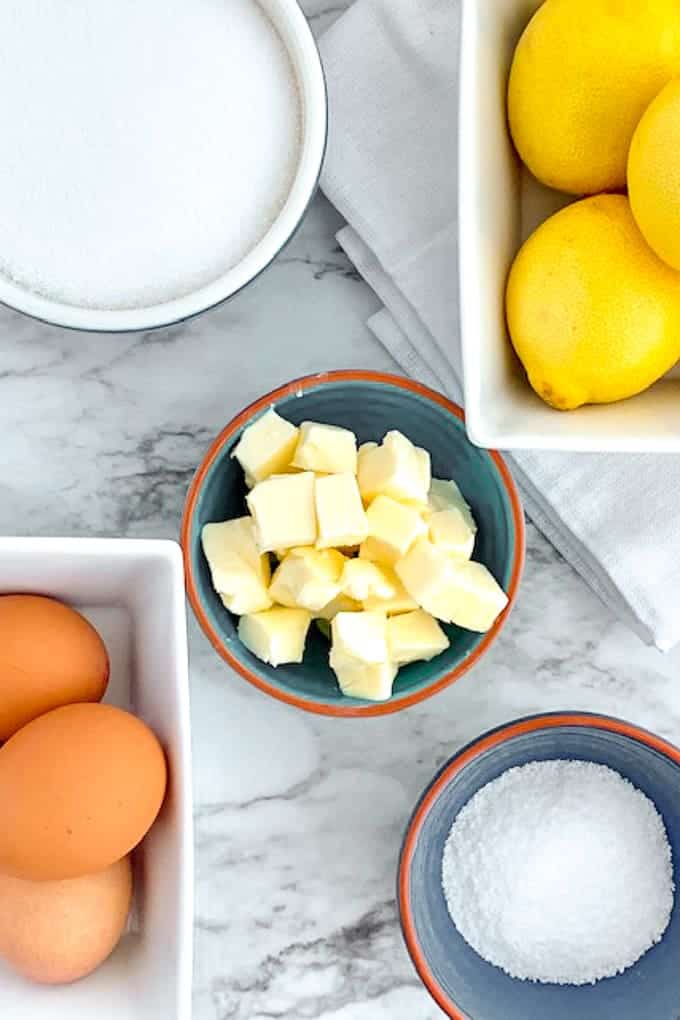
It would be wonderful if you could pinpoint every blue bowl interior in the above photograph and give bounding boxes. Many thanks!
[188,378,519,707]
[404,724,680,1020]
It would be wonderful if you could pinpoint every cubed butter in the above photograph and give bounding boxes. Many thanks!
[428,508,475,560]
[331,610,389,664]
[395,538,508,632]
[360,494,427,566]
[329,655,397,701]
[362,567,418,615]
[247,472,317,553]
[202,517,268,581]
[386,609,449,665]
[357,430,429,505]
[329,610,396,700]
[292,421,357,474]
[232,408,299,483]
[316,592,362,621]
[394,537,448,612]
[238,607,312,666]
[341,559,397,602]
[356,442,378,491]
[440,560,509,632]
[213,571,272,615]
[269,547,346,612]
[415,446,432,494]
[358,441,378,462]
[315,473,368,548]
[427,478,477,534]
[201,518,272,615]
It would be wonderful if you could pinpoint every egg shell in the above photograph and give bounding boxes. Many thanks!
[0,702,167,880]
[0,594,109,740]
[0,856,132,985]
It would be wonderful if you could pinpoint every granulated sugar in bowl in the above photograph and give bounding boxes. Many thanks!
[442,760,675,986]
[0,0,326,330]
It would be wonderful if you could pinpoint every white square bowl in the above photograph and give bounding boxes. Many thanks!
[0,538,192,1020]
[459,0,680,453]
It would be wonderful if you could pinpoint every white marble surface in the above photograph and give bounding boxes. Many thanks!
[2,4,680,1018]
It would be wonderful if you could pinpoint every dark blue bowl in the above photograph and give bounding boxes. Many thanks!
[399,712,680,1019]
[181,371,524,716]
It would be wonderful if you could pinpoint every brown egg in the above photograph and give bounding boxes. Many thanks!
[0,594,109,740]
[0,856,132,985]
[0,703,166,880]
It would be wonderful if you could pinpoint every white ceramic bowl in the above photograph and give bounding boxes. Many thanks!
[0,538,192,1020]
[459,0,680,453]
[0,0,326,333]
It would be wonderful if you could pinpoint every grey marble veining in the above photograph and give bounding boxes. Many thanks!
[2,4,680,1017]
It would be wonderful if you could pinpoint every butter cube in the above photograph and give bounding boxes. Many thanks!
[331,610,389,664]
[238,607,312,666]
[247,472,317,553]
[416,446,432,494]
[202,517,269,583]
[395,538,508,632]
[387,609,450,665]
[316,592,362,621]
[329,610,395,700]
[356,442,378,492]
[330,656,397,701]
[269,547,346,612]
[357,430,429,505]
[358,441,378,462]
[360,495,427,566]
[292,421,357,474]
[394,537,447,610]
[315,473,368,549]
[362,567,418,615]
[429,508,475,560]
[201,518,272,615]
[440,560,509,632]
[341,559,397,602]
[232,408,299,483]
[427,478,477,533]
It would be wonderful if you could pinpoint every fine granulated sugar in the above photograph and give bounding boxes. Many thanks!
[0,1,301,309]
[442,760,674,985]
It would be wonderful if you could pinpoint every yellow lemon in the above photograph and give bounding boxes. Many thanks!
[506,194,680,410]
[629,78,680,270]
[508,0,680,195]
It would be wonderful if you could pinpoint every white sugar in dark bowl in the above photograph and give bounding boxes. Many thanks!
[398,713,680,1020]
[0,0,325,331]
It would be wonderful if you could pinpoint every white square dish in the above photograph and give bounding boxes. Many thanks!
[0,537,192,1020]
[458,0,680,453]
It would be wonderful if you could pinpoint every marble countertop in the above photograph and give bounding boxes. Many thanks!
[2,4,680,1018]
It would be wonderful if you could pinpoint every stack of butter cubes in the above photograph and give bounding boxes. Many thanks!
[201,409,508,702]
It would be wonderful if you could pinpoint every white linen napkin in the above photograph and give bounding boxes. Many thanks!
[319,0,680,650]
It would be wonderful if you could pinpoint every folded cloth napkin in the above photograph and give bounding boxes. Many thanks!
[319,0,680,650]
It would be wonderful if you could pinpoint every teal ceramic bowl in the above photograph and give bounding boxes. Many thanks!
[181,371,524,716]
